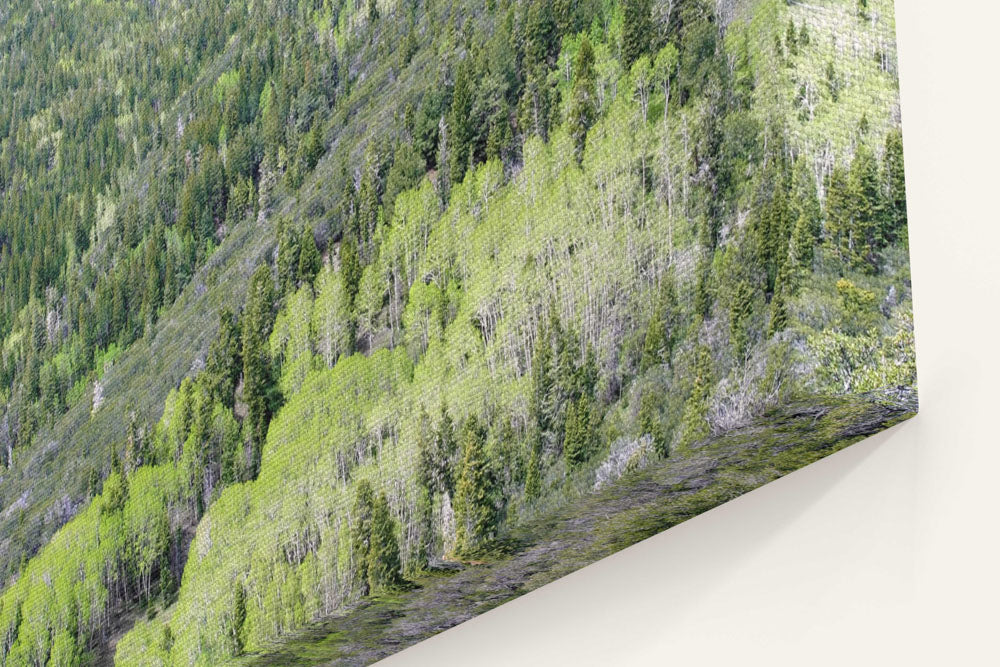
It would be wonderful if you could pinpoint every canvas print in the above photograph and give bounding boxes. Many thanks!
[0,0,915,664]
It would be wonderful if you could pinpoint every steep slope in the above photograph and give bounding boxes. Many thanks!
[0,0,913,665]
[239,394,915,666]
[0,0,451,584]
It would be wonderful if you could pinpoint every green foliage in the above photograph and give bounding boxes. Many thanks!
[884,128,908,243]
[641,271,680,371]
[622,0,653,68]
[564,396,596,467]
[679,344,714,448]
[653,43,680,121]
[228,580,247,656]
[638,390,668,458]
[351,479,376,596]
[2,2,915,663]
[454,416,496,555]
[568,36,598,162]
[418,404,458,497]
[367,492,404,592]
[242,265,279,477]
[449,60,475,187]
[297,226,323,288]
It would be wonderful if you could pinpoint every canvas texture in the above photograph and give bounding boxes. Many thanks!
[0,0,914,665]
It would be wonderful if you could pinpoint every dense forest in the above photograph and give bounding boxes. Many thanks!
[0,0,913,665]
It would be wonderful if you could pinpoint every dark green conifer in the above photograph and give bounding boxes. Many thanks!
[622,0,652,68]
[367,492,403,592]
[297,226,322,288]
[568,36,597,163]
[351,479,375,595]
[638,391,668,457]
[563,396,594,467]
[449,61,474,187]
[241,264,277,477]
[454,415,495,555]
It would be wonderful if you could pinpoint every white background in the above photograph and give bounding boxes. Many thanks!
[382,1,1000,664]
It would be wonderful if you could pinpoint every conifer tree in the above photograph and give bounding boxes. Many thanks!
[564,396,594,467]
[276,221,300,294]
[340,237,362,311]
[454,415,495,555]
[228,580,246,656]
[622,0,652,68]
[825,166,851,268]
[729,278,755,361]
[786,20,798,56]
[523,0,556,69]
[769,259,791,336]
[525,440,542,501]
[297,225,322,288]
[790,209,816,272]
[640,304,667,373]
[367,492,403,592]
[884,128,907,243]
[530,315,553,435]
[641,271,679,371]
[518,65,553,141]
[678,344,713,448]
[302,121,325,172]
[351,479,375,595]
[449,60,474,187]
[357,148,382,261]
[418,403,457,496]
[205,308,241,408]
[638,391,667,457]
[568,36,597,163]
[242,264,277,478]
[846,145,886,273]
[825,61,839,101]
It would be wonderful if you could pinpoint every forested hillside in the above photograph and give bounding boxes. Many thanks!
[0,0,913,665]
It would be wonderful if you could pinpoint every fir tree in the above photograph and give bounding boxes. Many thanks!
[241,264,278,478]
[351,479,375,595]
[525,439,542,501]
[357,148,382,261]
[825,166,851,268]
[847,145,886,273]
[367,492,403,592]
[640,271,679,371]
[825,61,839,102]
[786,19,798,56]
[769,259,791,336]
[523,0,556,69]
[564,396,594,467]
[228,580,246,656]
[454,415,495,555]
[638,391,667,458]
[340,237,362,310]
[276,221,300,294]
[449,60,474,187]
[729,278,755,361]
[205,308,241,408]
[302,121,325,172]
[297,225,322,288]
[568,36,597,163]
[622,0,652,68]
[530,315,554,435]
[884,128,907,243]
[678,344,713,448]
